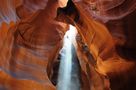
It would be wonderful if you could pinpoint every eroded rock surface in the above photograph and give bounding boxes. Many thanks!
[56,0,136,90]
[0,0,68,90]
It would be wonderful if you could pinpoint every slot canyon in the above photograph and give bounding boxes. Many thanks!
[0,0,136,90]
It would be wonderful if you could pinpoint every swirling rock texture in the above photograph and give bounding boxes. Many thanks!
[0,0,68,90]
[57,0,136,90]
[0,0,136,90]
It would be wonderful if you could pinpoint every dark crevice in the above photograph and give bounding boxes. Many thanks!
[50,54,60,86]
[56,0,80,23]
[116,45,136,60]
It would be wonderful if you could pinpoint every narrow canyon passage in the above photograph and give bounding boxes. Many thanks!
[57,25,81,90]
[0,0,136,90]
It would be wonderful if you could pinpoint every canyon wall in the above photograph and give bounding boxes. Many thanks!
[0,0,68,90]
